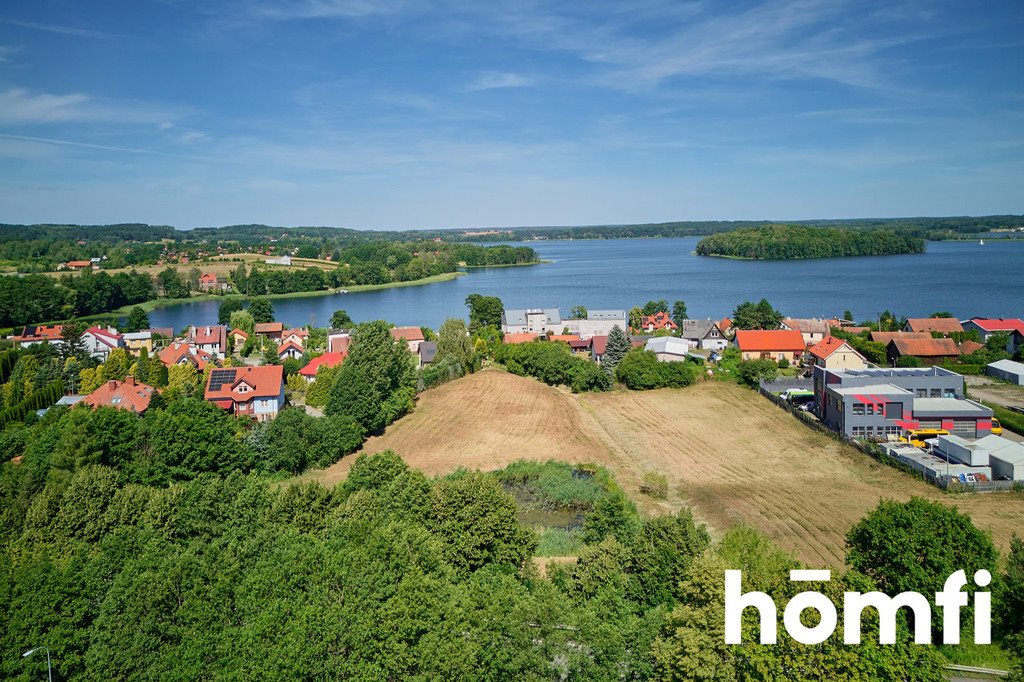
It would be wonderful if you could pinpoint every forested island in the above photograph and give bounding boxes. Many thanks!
[693,225,927,260]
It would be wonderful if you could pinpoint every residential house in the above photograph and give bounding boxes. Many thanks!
[82,326,124,361]
[122,331,154,354]
[548,334,580,344]
[644,337,692,361]
[962,318,1024,343]
[298,351,347,381]
[391,326,425,353]
[639,311,676,333]
[870,331,931,345]
[230,328,249,348]
[565,310,628,338]
[987,359,1024,386]
[679,319,728,350]
[145,328,174,347]
[842,326,870,334]
[781,318,838,345]
[903,317,964,335]
[806,336,870,370]
[418,341,437,367]
[158,341,214,371]
[327,329,351,354]
[956,340,985,355]
[886,338,960,365]
[281,328,310,346]
[718,318,733,336]
[503,332,539,344]
[63,260,92,271]
[187,325,228,359]
[11,324,64,349]
[254,322,284,343]
[501,308,562,335]
[1010,330,1024,356]
[591,336,608,364]
[278,339,304,361]
[734,329,806,362]
[204,365,285,421]
[198,273,229,292]
[82,376,156,414]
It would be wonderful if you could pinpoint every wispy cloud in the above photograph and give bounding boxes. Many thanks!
[465,71,534,92]
[0,88,186,126]
[250,0,409,19]
[0,17,121,39]
[0,132,205,158]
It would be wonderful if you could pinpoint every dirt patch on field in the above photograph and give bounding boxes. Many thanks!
[966,375,1024,410]
[306,371,1024,568]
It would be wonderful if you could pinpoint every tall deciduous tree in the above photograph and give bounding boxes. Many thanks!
[330,309,353,329]
[436,318,475,371]
[642,300,669,316]
[732,298,783,330]
[123,306,150,333]
[465,294,503,332]
[247,298,275,324]
[218,298,244,325]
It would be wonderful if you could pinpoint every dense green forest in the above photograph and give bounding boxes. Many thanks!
[694,225,927,260]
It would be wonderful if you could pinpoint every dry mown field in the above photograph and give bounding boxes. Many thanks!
[308,369,1024,567]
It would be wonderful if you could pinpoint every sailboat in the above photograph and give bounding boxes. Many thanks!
[980,238,985,245]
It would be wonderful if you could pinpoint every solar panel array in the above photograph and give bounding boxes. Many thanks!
[208,368,238,391]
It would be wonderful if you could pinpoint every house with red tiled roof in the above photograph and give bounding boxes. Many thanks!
[158,341,214,371]
[63,260,92,271]
[886,337,960,365]
[204,365,285,421]
[187,324,227,359]
[298,352,346,381]
[198,273,223,291]
[328,330,351,354]
[82,326,124,361]
[230,328,249,348]
[591,335,608,363]
[390,326,425,353]
[547,334,580,344]
[11,324,64,349]
[781,318,838,345]
[281,328,309,346]
[277,339,304,360]
[806,336,869,370]
[718,318,733,336]
[639,311,677,333]
[503,332,539,344]
[82,376,156,414]
[962,318,1024,343]
[734,329,806,362]
[842,326,870,334]
[903,317,964,335]
[957,340,985,356]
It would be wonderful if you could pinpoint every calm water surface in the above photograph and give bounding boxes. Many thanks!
[148,238,1024,330]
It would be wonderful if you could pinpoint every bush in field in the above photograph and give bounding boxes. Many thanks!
[615,348,698,390]
[252,407,364,473]
[735,358,778,386]
[495,340,609,392]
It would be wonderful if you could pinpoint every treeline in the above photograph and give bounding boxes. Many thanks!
[0,270,155,326]
[694,225,926,260]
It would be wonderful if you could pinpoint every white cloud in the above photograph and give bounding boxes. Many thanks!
[0,18,121,39]
[465,71,534,92]
[0,88,186,126]
[251,0,409,19]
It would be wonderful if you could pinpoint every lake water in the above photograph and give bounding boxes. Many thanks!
[148,238,1024,331]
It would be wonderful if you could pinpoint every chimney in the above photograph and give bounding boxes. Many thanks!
[125,376,136,386]
[107,380,117,389]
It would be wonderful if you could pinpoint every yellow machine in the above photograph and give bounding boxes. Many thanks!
[899,428,949,448]
[991,418,1003,436]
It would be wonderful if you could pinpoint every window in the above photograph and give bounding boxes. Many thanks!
[853,403,865,415]
[885,402,901,419]
[930,389,941,398]
[852,426,866,437]
[866,403,876,416]
[916,389,927,397]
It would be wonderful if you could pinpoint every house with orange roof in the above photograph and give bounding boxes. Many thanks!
[869,331,931,345]
[187,324,227,359]
[391,326,425,353]
[204,365,285,421]
[63,260,92,271]
[807,336,869,370]
[734,329,806,362]
[277,339,304,360]
[639,311,677,333]
[547,334,580,344]
[198,273,224,291]
[82,376,156,414]
[281,328,310,346]
[503,332,539,344]
[903,317,964,335]
[886,338,961,365]
[298,352,346,381]
[11,324,64,349]
[230,328,249,348]
[254,322,284,342]
[718,318,733,336]
[328,330,351,354]
[158,341,214,371]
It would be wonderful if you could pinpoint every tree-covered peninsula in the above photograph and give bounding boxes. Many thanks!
[694,225,926,260]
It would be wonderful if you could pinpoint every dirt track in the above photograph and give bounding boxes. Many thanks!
[307,369,1024,567]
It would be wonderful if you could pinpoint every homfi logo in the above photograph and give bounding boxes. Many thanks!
[724,569,991,645]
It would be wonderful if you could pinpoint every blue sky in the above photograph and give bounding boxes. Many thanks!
[0,1,1022,229]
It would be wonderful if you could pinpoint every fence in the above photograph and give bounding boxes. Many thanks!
[759,377,813,392]
[758,386,1021,494]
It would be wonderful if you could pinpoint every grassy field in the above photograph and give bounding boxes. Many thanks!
[306,369,1024,567]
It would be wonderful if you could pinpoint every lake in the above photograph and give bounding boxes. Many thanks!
[148,238,1024,331]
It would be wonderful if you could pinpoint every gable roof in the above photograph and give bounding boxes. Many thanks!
[889,337,960,357]
[299,351,347,377]
[870,331,931,344]
[83,376,156,413]
[905,317,964,333]
[199,273,218,282]
[503,332,539,344]
[679,319,719,340]
[591,335,608,356]
[718,317,732,332]
[84,326,123,347]
[644,337,690,355]
[548,334,580,343]
[782,318,834,334]
[12,324,64,342]
[735,329,806,352]
[842,326,870,334]
[254,322,284,334]
[157,341,213,370]
[956,340,985,355]
[640,311,676,330]
[189,324,226,346]
[967,318,1024,334]
[502,308,561,326]
[807,336,863,361]
[231,328,249,339]
[390,326,425,342]
[278,339,304,355]
[204,365,284,402]
[282,328,309,339]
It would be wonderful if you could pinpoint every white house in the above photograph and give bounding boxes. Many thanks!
[644,336,694,361]
[82,326,124,361]
[564,310,628,338]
